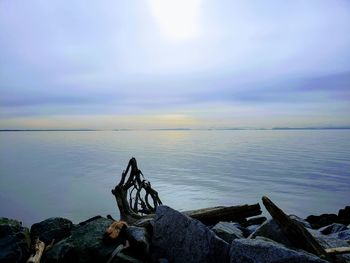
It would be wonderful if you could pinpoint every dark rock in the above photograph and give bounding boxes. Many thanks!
[30,217,73,244]
[45,217,118,263]
[318,223,347,235]
[289,215,312,228]
[306,214,338,229]
[212,222,244,243]
[338,206,350,225]
[0,217,30,263]
[125,226,150,260]
[230,238,327,263]
[152,205,229,263]
[248,219,292,247]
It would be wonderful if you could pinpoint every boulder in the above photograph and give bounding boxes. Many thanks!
[30,217,73,244]
[212,222,244,243]
[230,238,327,263]
[0,217,30,263]
[152,205,229,263]
[306,214,338,229]
[318,223,347,235]
[248,219,292,247]
[45,217,118,263]
[338,206,350,225]
[125,226,150,260]
[307,228,349,248]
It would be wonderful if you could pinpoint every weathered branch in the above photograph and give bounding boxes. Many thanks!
[27,239,45,263]
[262,196,330,261]
[325,247,350,255]
[112,158,162,224]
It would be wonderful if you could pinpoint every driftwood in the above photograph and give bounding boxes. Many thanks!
[184,203,262,225]
[27,239,45,263]
[262,196,330,261]
[112,158,262,225]
[325,247,350,255]
[112,158,162,224]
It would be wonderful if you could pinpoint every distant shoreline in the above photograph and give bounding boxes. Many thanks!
[1,127,350,132]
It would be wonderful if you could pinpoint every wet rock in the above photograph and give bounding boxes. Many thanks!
[230,238,327,263]
[318,223,347,235]
[289,215,312,228]
[248,219,292,246]
[0,217,30,263]
[30,217,73,244]
[45,217,117,263]
[152,205,229,263]
[306,214,338,229]
[125,226,150,260]
[212,222,244,243]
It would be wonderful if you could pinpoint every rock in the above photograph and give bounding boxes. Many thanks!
[212,222,244,243]
[318,223,347,235]
[306,214,338,229]
[45,217,118,263]
[230,238,327,263]
[334,229,350,240]
[0,217,30,263]
[30,217,73,244]
[125,226,150,260]
[248,219,292,247]
[289,215,312,228]
[307,228,349,248]
[338,206,350,225]
[152,205,229,263]
[308,228,350,262]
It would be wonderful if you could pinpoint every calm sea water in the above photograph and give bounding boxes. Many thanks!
[0,130,349,226]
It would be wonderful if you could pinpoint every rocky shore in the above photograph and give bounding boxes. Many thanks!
[1,204,349,263]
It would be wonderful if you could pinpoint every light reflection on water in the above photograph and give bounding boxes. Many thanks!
[0,130,349,226]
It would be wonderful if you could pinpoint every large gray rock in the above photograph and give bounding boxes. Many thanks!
[152,205,229,263]
[45,217,117,263]
[212,222,244,243]
[230,238,327,263]
[30,217,73,244]
[248,219,292,246]
[318,223,347,235]
[0,217,30,263]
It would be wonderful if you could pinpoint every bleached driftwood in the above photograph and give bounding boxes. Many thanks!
[27,239,45,263]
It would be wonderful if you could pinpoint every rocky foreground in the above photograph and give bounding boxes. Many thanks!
[1,205,350,263]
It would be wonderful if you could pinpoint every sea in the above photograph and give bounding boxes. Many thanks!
[0,130,349,227]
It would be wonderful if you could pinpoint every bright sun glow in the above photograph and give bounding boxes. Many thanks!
[149,0,201,41]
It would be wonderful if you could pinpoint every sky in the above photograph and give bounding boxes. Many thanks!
[0,0,350,129]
